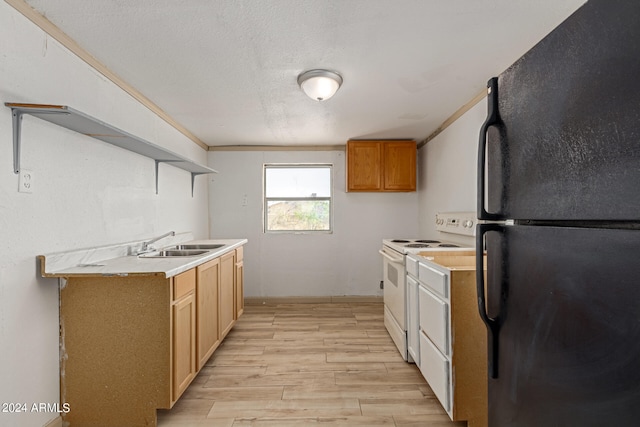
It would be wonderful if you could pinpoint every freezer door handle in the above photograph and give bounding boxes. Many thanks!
[476,223,502,378]
[477,77,502,221]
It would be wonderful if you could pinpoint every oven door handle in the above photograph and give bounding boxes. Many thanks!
[378,249,404,264]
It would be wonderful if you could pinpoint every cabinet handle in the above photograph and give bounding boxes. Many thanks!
[477,77,503,221]
[476,223,503,378]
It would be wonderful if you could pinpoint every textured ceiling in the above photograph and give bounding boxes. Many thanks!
[21,0,585,147]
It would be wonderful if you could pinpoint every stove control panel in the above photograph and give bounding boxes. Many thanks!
[435,212,476,237]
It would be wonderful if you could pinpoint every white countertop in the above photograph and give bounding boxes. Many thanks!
[39,234,248,279]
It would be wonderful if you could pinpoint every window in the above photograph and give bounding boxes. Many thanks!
[264,164,332,232]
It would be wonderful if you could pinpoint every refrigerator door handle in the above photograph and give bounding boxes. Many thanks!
[477,77,502,221]
[476,222,502,378]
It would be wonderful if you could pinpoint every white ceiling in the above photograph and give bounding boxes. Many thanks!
[21,0,585,147]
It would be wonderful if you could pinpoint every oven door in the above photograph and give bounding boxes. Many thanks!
[380,246,406,330]
[380,245,407,360]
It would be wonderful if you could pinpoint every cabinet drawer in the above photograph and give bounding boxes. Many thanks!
[406,255,418,278]
[418,285,449,355]
[419,262,448,298]
[419,331,450,413]
[173,269,196,300]
[235,246,243,262]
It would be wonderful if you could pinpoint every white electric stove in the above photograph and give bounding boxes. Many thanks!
[382,238,473,253]
[380,212,476,361]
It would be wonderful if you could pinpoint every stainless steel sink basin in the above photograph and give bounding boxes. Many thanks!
[139,249,209,258]
[171,244,225,250]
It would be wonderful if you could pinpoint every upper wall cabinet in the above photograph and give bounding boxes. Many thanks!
[346,140,416,192]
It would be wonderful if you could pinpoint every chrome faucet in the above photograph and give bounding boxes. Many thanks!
[139,231,175,253]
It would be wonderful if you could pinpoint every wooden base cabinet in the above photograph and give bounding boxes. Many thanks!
[56,246,245,426]
[59,274,174,426]
[346,140,416,192]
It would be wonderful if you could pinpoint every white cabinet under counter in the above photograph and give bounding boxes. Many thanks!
[407,251,487,427]
[406,274,420,364]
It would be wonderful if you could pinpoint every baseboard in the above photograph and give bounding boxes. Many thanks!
[330,295,383,303]
[245,296,383,305]
[44,415,62,427]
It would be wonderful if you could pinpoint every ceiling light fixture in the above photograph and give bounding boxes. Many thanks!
[297,69,343,101]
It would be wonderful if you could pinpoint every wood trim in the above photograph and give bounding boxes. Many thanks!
[209,145,346,152]
[244,296,383,305]
[417,88,487,149]
[5,0,208,151]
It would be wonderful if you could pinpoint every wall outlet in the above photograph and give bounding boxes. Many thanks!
[18,169,34,193]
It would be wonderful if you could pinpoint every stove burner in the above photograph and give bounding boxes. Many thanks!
[415,240,440,243]
[391,239,411,243]
[405,243,432,248]
[438,244,460,247]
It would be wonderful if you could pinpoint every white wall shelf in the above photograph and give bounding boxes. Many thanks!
[6,103,217,196]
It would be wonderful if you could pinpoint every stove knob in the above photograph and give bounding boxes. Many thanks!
[463,220,474,228]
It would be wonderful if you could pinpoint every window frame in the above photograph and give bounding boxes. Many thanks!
[263,163,333,234]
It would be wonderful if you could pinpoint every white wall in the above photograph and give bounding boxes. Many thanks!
[208,149,419,297]
[417,100,487,247]
[0,4,209,426]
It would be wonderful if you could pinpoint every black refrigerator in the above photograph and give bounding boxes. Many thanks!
[476,0,640,426]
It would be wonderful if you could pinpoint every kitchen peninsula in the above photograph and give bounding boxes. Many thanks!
[39,235,247,426]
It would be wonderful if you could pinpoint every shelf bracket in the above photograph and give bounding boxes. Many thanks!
[154,160,182,195]
[11,109,22,174]
[191,172,208,198]
[9,105,71,175]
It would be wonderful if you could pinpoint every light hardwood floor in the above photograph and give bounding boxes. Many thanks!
[157,302,466,427]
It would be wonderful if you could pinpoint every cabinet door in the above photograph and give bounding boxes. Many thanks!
[234,247,244,319]
[346,141,383,191]
[197,258,220,369]
[406,275,420,365]
[172,292,196,402]
[219,251,236,339]
[383,141,416,191]
[235,261,244,319]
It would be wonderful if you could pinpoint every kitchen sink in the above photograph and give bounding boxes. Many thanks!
[170,244,225,250]
[139,249,209,258]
